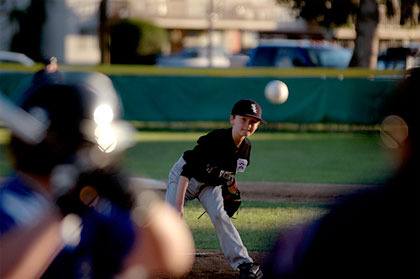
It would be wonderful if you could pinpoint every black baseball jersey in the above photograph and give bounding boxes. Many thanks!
[181,128,251,186]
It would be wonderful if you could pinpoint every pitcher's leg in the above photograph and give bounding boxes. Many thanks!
[198,186,252,269]
[165,157,203,207]
[165,156,185,208]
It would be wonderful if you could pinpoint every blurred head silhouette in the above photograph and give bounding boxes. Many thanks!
[380,67,419,172]
[9,73,133,177]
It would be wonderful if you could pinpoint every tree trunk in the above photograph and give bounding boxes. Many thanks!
[11,0,46,62]
[99,0,110,64]
[349,0,379,68]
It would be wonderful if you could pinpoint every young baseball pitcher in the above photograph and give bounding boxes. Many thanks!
[165,99,264,279]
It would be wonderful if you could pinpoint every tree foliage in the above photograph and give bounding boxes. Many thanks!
[277,0,419,68]
[277,0,420,27]
[109,19,168,65]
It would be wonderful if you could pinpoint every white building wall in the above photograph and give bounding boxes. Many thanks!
[42,0,100,64]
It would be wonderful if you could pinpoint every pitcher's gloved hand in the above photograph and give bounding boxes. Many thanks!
[219,170,235,186]
[221,179,241,218]
[205,164,235,186]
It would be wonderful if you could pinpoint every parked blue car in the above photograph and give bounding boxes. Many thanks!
[247,39,352,68]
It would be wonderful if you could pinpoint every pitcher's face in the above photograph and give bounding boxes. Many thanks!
[230,115,260,137]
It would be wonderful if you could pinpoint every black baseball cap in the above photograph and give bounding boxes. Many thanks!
[231,99,264,123]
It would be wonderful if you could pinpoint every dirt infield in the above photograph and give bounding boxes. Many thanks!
[151,180,370,202]
[151,251,266,279]
[149,181,370,278]
[238,181,369,202]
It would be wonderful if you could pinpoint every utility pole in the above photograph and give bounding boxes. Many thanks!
[207,0,215,68]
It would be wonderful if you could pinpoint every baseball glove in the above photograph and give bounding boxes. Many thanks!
[221,181,241,218]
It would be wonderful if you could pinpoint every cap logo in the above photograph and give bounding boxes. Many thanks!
[251,104,257,114]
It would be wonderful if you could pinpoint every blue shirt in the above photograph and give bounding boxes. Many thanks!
[0,175,136,278]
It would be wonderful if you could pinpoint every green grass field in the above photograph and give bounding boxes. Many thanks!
[185,200,326,251]
[124,131,395,184]
[0,130,395,251]
[0,130,396,183]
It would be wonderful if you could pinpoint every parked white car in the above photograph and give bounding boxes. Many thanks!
[0,51,35,66]
[157,47,231,68]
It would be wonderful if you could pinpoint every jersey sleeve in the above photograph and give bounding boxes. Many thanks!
[0,207,17,235]
[181,132,212,178]
[180,131,221,183]
[0,177,52,235]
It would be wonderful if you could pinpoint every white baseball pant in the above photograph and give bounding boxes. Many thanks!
[165,156,253,269]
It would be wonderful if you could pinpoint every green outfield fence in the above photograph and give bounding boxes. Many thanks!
[0,67,402,125]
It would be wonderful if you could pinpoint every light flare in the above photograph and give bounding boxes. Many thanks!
[94,124,117,153]
[93,104,114,125]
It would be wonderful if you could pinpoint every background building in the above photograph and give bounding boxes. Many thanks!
[0,0,418,65]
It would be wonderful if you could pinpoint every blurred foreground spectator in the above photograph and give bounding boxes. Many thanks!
[0,73,194,278]
[263,68,420,278]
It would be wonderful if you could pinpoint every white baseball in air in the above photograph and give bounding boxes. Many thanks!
[264,80,289,104]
